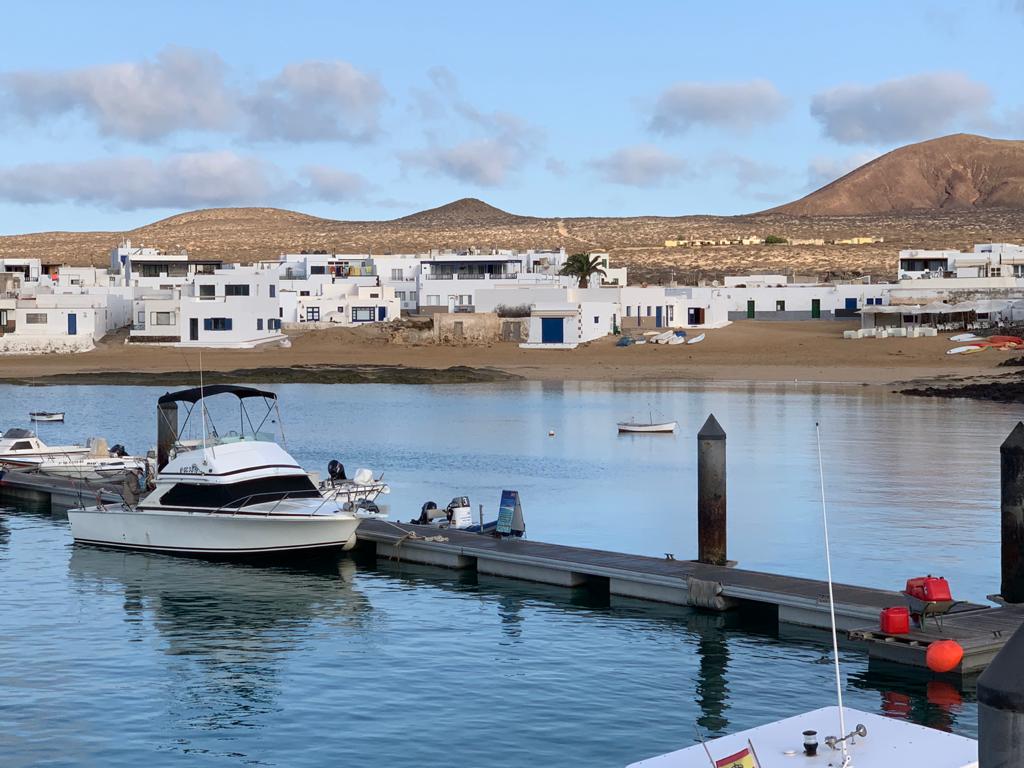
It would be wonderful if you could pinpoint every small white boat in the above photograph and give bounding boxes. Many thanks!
[652,331,675,344]
[35,455,152,483]
[642,330,659,336]
[0,428,90,469]
[628,706,977,767]
[949,333,982,343]
[667,335,686,345]
[68,385,360,555]
[617,421,678,434]
[30,411,65,423]
[947,345,985,355]
[686,333,706,345]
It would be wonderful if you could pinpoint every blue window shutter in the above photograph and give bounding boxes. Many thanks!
[203,319,212,331]
[226,318,232,330]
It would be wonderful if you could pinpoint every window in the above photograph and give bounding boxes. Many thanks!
[625,306,631,317]
[11,441,33,450]
[370,292,379,298]
[269,285,276,298]
[25,313,47,324]
[646,306,652,317]
[300,291,310,296]
[199,284,215,298]
[225,284,249,296]
[151,311,175,326]
[257,319,264,331]
[310,265,326,275]
[269,318,281,330]
[776,300,786,312]
[427,295,440,306]
[594,316,599,324]
[306,307,320,322]
[396,291,406,301]
[391,268,404,280]
[136,311,145,324]
[352,306,374,322]
[203,317,233,331]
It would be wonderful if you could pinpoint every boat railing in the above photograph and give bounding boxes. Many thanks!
[210,489,339,517]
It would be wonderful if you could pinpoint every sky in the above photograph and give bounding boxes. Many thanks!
[0,0,1023,233]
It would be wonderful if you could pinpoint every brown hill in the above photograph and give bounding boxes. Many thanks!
[773,134,1024,215]
[394,197,532,227]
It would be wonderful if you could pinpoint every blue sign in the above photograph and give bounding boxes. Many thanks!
[496,490,520,536]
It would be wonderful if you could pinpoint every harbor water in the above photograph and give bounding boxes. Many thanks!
[1,381,1019,766]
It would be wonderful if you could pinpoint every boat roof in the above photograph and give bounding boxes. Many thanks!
[157,385,278,405]
[628,707,977,767]
[2,428,34,439]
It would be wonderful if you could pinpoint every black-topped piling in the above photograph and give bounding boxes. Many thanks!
[978,621,1024,766]
[156,400,178,472]
[1001,422,1024,603]
[697,414,727,566]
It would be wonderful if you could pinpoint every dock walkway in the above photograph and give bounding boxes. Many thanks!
[356,520,1021,674]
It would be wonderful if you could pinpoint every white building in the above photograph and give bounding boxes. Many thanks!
[130,266,283,348]
[110,240,222,289]
[293,283,400,326]
[899,243,1024,279]
[0,292,131,353]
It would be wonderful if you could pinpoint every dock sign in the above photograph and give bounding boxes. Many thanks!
[496,490,525,536]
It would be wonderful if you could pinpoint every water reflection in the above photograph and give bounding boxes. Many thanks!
[68,547,372,752]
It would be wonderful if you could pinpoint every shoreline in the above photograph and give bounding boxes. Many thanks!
[0,321,1014,395]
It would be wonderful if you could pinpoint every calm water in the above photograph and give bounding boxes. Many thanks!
[1,381,1018,766]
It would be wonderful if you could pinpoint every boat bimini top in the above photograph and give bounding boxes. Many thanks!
[158,385,284,450]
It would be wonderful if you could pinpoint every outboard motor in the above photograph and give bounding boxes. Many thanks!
[414,500,438,524]
[327,459,347,482]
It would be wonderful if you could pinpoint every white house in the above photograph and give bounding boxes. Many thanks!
[899,243,1024,279]
[110,240,223,290]
[0,292,131,353]
[293,283,400,326]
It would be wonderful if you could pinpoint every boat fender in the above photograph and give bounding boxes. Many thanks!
[685,576,737,611]
[342,534,358,552]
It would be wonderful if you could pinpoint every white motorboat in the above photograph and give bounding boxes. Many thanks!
[67,385,360,556]
[35,454,152,483]
[617,420,678,433]
[30,411,65,423]
[0,428,90,469]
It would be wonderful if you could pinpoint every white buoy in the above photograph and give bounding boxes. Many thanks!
[548,430,555,437]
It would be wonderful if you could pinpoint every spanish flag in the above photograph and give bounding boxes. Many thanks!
[714,744,758,768]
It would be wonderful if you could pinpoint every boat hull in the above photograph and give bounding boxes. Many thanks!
[67,507,361,555]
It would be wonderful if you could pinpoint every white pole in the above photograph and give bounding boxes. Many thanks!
[199,351,208,458]
[816,422,849,767]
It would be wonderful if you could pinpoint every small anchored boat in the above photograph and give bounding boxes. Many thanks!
[30,411,65,423]
[617,420,677,434]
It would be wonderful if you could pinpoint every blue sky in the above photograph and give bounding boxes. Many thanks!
[0,0,1022,233]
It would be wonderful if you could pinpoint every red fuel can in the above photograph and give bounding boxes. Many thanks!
[905,576,952,602]
[881,606,911,634]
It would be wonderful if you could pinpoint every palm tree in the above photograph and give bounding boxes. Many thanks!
[559,252,607,287]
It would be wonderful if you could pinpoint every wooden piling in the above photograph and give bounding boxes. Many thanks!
[697,414,727,566]
[1001,422,1024,603]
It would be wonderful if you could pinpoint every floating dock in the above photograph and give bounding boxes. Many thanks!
[355,519,1021,675]
[0,468,121,510]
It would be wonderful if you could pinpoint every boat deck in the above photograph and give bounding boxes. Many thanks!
[356,520,1018,674]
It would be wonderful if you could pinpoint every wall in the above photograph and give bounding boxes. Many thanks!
[432,312,502,344]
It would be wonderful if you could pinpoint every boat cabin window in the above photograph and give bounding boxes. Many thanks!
[159,475,320,509]
[10,441,34,450]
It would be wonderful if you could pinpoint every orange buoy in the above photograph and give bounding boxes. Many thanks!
[926,639,964,673]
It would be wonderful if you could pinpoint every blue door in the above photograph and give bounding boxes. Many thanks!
[378,307,386,321]
[845,298,857,310]
[655,306,663,328]
[541,317,564,344]
[67,313,77,336]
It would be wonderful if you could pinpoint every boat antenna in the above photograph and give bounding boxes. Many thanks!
[816,421,850,767]
[199,351,208,458]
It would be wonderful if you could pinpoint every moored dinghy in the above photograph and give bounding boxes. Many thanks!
[617,420,677,434]
[30,411,65,423]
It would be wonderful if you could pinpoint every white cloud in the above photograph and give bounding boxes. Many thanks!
[806,152,880,189]
[591,145,687,187]
[0,46,236,142]
[0,152,372,210]
[810,72,991,144]
[246,60,386,143]
[300,165,371,201]
[402,139,523,186]
[649,79,787,135]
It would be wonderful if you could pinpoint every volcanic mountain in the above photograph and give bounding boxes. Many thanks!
[771,134,1024,215]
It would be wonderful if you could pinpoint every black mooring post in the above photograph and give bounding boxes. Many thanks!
[978,621,1024,766]
[1001,422,1024,603]
[697,414,727,566]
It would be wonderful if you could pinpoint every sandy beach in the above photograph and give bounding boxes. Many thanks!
[0,321,1010,388]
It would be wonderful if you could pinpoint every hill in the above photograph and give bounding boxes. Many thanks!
[772,134,1024,215]
[394,198,532,227]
